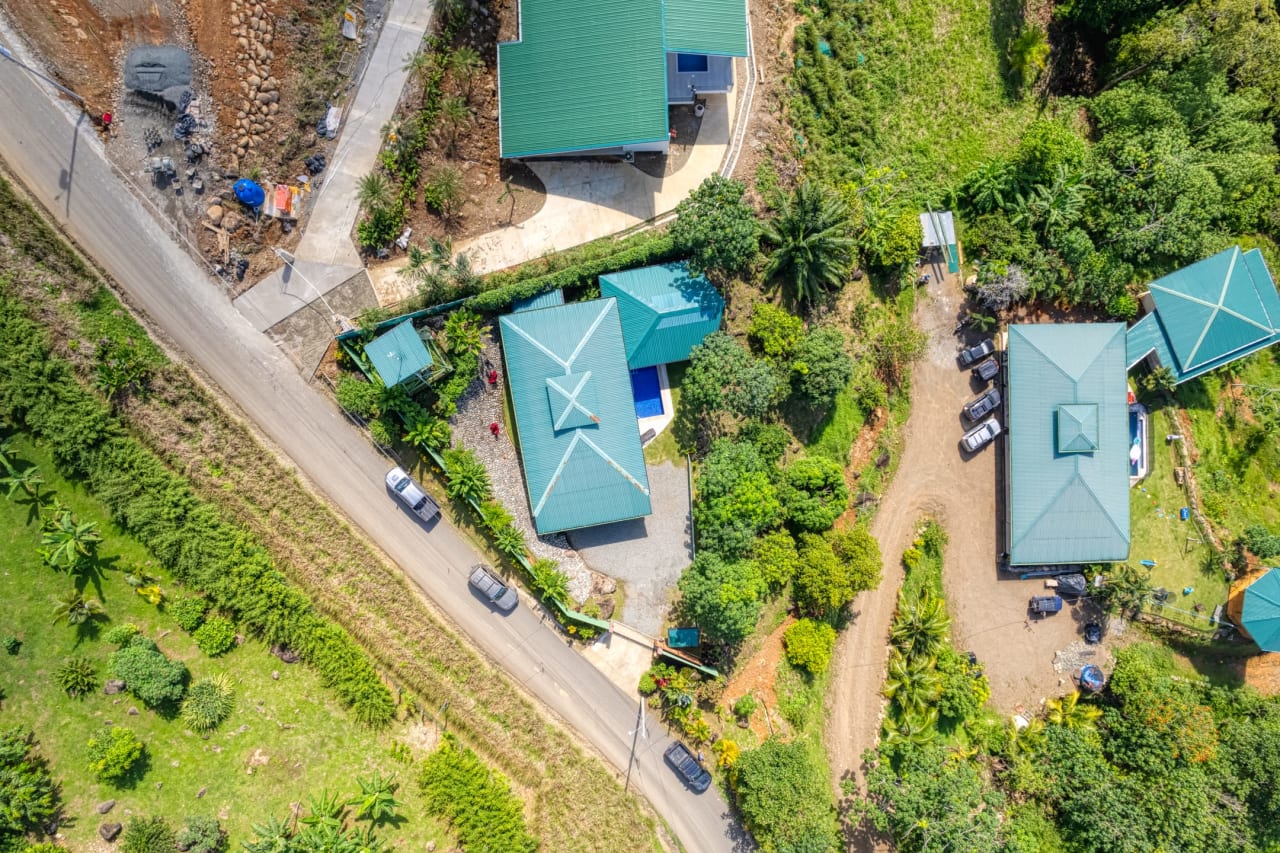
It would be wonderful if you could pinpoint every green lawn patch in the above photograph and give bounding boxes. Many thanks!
[1130,412,1226,632]
[0,438,448,850]
[643,361,686,467]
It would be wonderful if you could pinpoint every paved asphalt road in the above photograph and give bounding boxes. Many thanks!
[0,32,743,853]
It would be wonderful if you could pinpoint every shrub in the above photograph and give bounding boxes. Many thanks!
[442,447,491,504]
[0,728,59,835]
[54,656,97,698]
[109,636,188,707]
[192,616,236,657]
[1242,525,1280,560]
[783,619,837,676]
[733,694,758,720]
[180,675,235,732]
[334,375,381,420]
[175,816,225,853]
[733,739,838,851]
[737,421,791,466]
[677,553,765,647]
[793,529,881,619]
[752,530,801,592]
[120,816,176,853]
[356,205,403,251]
[780,456,849,533]
[85,727,144,783]
[1,636,18,655]
[638,671,659,696]
[103,623,140,646]
[419,735,537,853]
[792,327,853,409]
[748,303,804,362]
[671,174,761,278]
[169,596,207,632]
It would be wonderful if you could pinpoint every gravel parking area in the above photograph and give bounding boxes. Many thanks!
[569,461,694,636]
[450,335,596,604]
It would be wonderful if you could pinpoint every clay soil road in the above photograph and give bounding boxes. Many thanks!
[825,273,1093,801]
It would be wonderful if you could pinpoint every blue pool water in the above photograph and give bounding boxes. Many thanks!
[630,366,664,418]
[1129,409,1144,477]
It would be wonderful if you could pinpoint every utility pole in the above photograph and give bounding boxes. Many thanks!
[0,44,86,107]
[624,696,647,793]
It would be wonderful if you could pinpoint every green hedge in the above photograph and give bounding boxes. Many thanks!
[0,294,395,727]
[465,231,679,314]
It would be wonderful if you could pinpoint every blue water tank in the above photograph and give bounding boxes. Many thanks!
[233,178,265,207]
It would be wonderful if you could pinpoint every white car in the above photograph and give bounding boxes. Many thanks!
[385,467,441,521]
[961,417,1002,453]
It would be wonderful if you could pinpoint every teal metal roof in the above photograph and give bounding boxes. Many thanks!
[499,298,652,533]
[664,0,749,55]
[599,262,724,368]
[365,320,433,388]
[1242,568,1280,652]
[1008,324,1131,566]
[1139,246,1280,382]
[513,288,565,312]
[497,0,668,157]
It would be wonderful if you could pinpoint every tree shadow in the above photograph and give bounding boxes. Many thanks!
[74,553,121,602]
[988,0,1026,101]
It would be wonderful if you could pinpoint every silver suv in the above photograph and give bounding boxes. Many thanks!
[468,564,519,612]
[385,467,441,521]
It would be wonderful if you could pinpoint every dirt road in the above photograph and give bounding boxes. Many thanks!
[825,273,1089,806]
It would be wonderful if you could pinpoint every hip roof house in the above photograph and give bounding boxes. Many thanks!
[600,262,724,368]
[497,0,749,158]
[1126,245,1280,384]
[499,298,652,533]
[1006,324,1131,567]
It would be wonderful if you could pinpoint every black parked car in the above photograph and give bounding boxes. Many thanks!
[663,741,711,793]
[958,338,995,367]
[963,388,1002,422]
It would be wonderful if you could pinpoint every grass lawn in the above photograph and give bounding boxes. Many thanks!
[1172,349,1280,536]
[0,438,448,849]
[643,361,686,467]
[1130,412,1226,632]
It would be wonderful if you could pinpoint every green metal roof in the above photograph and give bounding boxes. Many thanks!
[1141,246,1280,381]
[513,288,565,312]
[664,0,749,55]
[1008,324,1130,566]
[365,320,433,388]
[1242,568,1280,652]
[497,0,668,157]
[599,262,724,368]
[499,298,652,533]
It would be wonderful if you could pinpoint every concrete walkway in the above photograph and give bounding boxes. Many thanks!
[294,0,435,268]
[368,89,737,304]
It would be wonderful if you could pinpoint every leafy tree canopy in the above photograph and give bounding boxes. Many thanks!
[671,175,762,279]
[677,553,765,647]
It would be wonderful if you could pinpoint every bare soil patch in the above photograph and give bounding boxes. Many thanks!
[722,615,794,741]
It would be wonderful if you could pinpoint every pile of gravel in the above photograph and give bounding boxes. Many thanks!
[449,336,593,604]
[1052,641,1114,675]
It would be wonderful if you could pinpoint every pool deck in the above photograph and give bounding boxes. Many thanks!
[637,363,674,443]
[1130,403,1149,485]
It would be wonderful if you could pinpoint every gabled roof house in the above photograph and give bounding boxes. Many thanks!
[1006,324,1131,566]
[1127,245,1280,384]
[497,0,749,158]
[600,262,724,369]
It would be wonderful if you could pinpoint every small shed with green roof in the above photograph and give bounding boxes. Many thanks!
[1006,324,1131,566]
[497,0,749,158]
[364,319,437,394]
[600,262,724,368]
[500,298,652,533]
[1127,246,1280,384]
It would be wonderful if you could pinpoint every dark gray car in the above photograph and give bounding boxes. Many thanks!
[973,356,1000,382]
[958,338,995,367]
[664,741,712,793]
[963,388,1002,422]
[468,564,519,612]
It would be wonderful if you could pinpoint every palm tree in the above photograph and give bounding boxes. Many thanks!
[242,815,294,853]
[403,49,436,106]
[881,706,939,748]
[529,558,570,603]
[1009,716,1047,757]
[1046,690,1102,731]
[1,465,42,500]
[50,590,106,626]
[357,173,393,214]
[1008,26,1050,87]
[0,435,16,476]
[763,182,856,306]
[890,591,951,659]
[40,512,102,571]
[448,46,484,100]
[443,450,492,504]
[494,525,527,562]
[882,650,943,714]
[349,772,401,823]
[437,96,472,156]
[300,790,346,830]
[424,165,465,222]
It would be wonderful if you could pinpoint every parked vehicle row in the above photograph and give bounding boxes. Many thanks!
[958,338,1003,453]
[385,467,519,614]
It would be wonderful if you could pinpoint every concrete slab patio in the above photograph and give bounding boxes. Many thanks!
[569,461,693,636]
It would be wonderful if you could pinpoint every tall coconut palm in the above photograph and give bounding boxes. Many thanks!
[763,182,856,306]
[883,650,943,714]
[50,590,106,627]
[1046,690,1102,731]
[890,591,951,659]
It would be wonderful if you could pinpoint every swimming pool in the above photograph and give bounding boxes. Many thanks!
[630,366,664,418]
[1129,404,1149,482]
